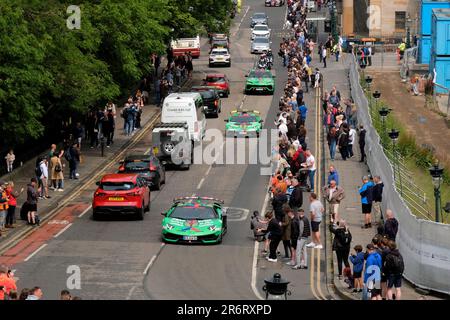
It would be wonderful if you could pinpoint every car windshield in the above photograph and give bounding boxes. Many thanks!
[206,77,225,83]
[253,37,269,44]
[230,115,258,123]
[100,182,136,191]
[170,206,217,220]
[212,50,228,55]
[249,70,271,78]
[253,14,266,19]
[199,91,216,99]
[124,161,150,172]
[254,26,268,31]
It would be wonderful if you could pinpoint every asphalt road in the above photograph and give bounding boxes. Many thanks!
[7,0,330,300]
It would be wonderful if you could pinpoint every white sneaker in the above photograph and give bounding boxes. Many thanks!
[57,189,64,192]
[49,187,56,191]
[286,261,295,266]
[267,258,277,262]
[314,244,323,249]
[306,242,316,248]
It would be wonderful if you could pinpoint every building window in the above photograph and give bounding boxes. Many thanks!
[395,11,406,30]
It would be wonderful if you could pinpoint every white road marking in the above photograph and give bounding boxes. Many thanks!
[144,146,152,155]
[24,244,48,262]
[143,255,157,275]
[53,223,73,238]
[223,207,250,222]
[232,6,250,37]
[143,243,166,275]
[197,177,206,189]
[78,205,92,218]
[250,185,270,300]
[205,166,212,176]
[126,285,137,300]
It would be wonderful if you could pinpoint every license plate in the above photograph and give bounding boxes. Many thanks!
[109,197,124,201]
[216,58,223,61]
[256,88,263,91]
[183,236,197,241]
[241,131,247,135]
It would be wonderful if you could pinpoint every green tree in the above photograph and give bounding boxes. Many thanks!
[0,3,51,144]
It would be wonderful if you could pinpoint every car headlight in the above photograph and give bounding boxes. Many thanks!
[163,224,174,230]
[208,226,218,231]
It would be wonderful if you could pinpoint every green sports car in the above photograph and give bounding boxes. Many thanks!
[161,197,227,244]
[225,110,263,137]
[245,68,275,94]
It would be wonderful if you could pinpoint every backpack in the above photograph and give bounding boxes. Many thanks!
[385,253,404,274]
[342,230,352,245]
[35,162,42,178]
[366,184,374,203]
[64,149,72,162]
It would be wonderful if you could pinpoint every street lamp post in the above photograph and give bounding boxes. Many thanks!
[388,129,400,193]
[365,75,372,92]
[378,106,390,143]
[429,162,444,222]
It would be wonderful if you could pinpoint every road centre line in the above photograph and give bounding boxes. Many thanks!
[24,244,48,262]
[197,177,205,190]
[53,223,73,238]
[78,205,92,218]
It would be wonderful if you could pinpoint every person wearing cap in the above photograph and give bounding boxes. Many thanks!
[0,265,17,300]
[0,182,9,234]
[363,243,382,300]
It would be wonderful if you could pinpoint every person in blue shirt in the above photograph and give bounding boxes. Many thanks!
[327,165,340,186]
[298,102,308,126]
[349,244,365,292]
[363,243,382,300]
[359,176,375,229]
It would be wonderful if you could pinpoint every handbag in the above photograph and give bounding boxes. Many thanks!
[55,163,62,172]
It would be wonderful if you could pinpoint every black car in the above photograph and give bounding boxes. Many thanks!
[118,154,166,190]
[250,12,268,28]
[190,86,222,117]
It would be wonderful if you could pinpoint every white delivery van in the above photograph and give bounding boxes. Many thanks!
[161,93,206,141]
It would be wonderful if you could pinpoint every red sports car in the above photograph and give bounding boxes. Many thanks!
[92,173,150,220]
[203,73,230,97]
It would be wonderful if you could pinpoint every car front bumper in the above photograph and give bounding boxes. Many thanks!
[245,85,274,93]
[162,231,221,244]
[226,130,259,138]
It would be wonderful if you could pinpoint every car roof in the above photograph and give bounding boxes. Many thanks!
[206,73,226,78]
[100,173,139,182]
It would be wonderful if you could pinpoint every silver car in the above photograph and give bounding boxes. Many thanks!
[251,37,271,54]
[250,12,268,28]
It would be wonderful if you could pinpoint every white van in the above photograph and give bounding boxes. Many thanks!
[161,93,206,141]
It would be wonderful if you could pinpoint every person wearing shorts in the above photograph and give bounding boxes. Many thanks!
[359,176,375,229]
[306,193,324,249]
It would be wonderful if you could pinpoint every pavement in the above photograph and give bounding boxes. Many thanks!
[320,50,443,300]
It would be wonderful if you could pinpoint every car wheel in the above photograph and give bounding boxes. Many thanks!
[209,63,213,68]
[217,232,223,244]
[135,205,144,220]
[153,178,161,191]
[228,62,231,67]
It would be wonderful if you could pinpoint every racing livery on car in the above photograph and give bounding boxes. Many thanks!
[161,197,227,244]
[225,109,263,137]
[245,68,275,94]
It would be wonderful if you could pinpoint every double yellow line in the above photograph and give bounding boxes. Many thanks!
[309,84,328,300]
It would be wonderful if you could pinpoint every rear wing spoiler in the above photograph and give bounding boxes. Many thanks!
[173,196,224,205]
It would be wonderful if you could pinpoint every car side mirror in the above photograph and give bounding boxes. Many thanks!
[119,160,124,164]
[224,119,229,122]
[95,181,100,186]
[260,120,264,123]
[161,212,166,216]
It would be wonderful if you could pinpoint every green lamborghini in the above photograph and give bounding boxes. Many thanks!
[225,109,263,137]
[161,197,227,244]
[244,68,275,94]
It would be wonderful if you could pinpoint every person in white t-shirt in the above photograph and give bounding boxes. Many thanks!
[348,126,357,158]
[302,149,316,192]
